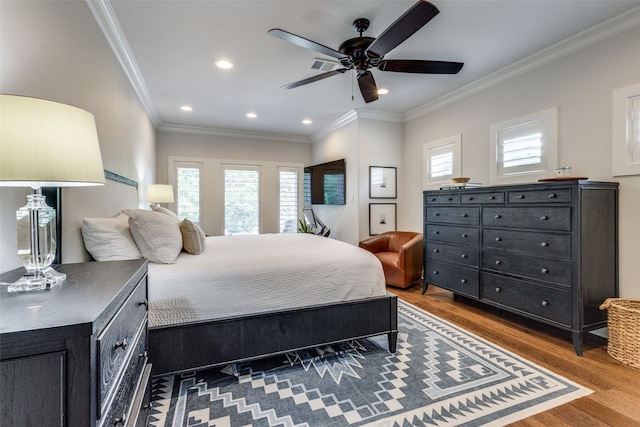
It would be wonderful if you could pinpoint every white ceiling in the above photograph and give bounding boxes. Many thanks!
[95,0,640,139]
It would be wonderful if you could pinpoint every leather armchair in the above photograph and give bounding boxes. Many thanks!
[359,231,423,289]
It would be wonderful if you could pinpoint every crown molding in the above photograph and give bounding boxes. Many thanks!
[86,0,160,126]
[311,108,402,141]
[405,5,640,122]
[158,123,311,144]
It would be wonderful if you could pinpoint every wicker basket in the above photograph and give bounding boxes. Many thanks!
[599,298,640,369]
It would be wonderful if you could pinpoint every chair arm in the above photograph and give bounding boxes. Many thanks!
[397,233,423,269]
[359,233,390,254]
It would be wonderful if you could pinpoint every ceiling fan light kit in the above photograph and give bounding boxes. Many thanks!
[268,0,463,103]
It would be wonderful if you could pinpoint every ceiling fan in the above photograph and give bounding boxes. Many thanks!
[268,0,463,103]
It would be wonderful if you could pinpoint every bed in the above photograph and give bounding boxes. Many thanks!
[72,173,398,376]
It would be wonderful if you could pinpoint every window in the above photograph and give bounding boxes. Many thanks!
[175,162,201,223]
[613,83,640,176]
[490,108,557,184]
[279,167,299,233]
[223,165,260,235]
[423,134,461,189]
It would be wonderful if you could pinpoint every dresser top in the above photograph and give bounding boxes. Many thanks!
[425,180,618,194]
[0,259,148,336]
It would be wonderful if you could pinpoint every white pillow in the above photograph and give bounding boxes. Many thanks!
[150,204,180,225]
[82,213,142,261]
[122,209,182,264]
[180,219,206,255]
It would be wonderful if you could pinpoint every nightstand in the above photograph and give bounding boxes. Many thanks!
[0,259,151,426]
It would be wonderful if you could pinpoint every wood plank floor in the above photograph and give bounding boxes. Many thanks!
[390,283,640,426]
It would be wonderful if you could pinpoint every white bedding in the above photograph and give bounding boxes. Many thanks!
[147,233,386,328]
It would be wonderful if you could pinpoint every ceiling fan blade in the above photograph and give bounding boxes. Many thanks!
[378,60,463,74]
[268,28,347,60]
[357,71,379,103]
[366,1,439,59]
[281,69,349,90]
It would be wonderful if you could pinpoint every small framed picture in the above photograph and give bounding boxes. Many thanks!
[369,203,397,236]
[369,166,397,199]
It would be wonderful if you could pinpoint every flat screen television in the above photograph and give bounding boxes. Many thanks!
[304,159,346,205]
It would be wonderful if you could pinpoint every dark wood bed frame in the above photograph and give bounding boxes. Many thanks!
[148,294,398,375]
[63,171,399,376]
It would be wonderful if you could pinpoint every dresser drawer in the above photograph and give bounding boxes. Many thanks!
[460,191,505,204]
[482,273,571,326]
[100,322,148,427]
[507,188,572,204]
[425,206,480,225]
[425,261,479,298]
[97,277,148,416]
[425,224,480,246]
[425,193,459,204]
[482,250,571,286]
[482,229,570,259]
[426,241,479,268]
[482,207,571,231]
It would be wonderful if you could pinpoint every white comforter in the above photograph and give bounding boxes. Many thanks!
[147,233,386,328]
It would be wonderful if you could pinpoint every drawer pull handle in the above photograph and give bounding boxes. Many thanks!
[447,197,453,201]
[461,254,467,259]
[139,299,148,309]
[541,268,549,274]
[495,260,502,265]
[495,287,502,293]
[468,197,474,201]
[548,193,557,199]
[540,242,548,247]
[461,233,468,238]
[461,213,468,217]
[431,198,437,202]
[114,339,128,351]
[517,195,525,199]
[541,300,549,306]
[461,279,467,284]
[433,270,439,275]
[434,212,440,216]
[433,249,439,253]
[434,231,440,235]
[113,414,126,425]
[495,237,502,242]
[489,196,496,200]
[540,215,548,221]
[494,214,501,219]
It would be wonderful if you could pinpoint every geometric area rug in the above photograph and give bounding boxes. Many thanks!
[148,300,592,427]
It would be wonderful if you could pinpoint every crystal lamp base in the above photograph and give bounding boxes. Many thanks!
[7,266,66,293]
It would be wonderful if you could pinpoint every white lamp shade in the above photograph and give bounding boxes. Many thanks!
[147,184,174,203]
[0,94,105,188]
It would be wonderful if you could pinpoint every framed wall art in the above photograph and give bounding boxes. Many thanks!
[369,166,397,199]
[369,203,397,236]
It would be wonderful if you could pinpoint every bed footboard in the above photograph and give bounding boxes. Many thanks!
[149,293,398,376]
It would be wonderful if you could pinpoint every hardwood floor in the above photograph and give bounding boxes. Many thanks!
[391,283,640,426]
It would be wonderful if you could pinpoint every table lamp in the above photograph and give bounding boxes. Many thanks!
[147,184,174,206]
[0,94,105,292]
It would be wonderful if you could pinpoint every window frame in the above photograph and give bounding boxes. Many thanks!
[423,134,461,189]
[612,82,640,176]
[278,166,302,233]
[489,107,558,185]
[173,161,202,224]
[222,163,262,235]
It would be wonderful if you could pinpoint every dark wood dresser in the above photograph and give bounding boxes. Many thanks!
[0,259,151,426]
[423,180,618,355]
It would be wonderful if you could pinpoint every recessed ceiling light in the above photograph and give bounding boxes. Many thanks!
[246,112,257,118]
[378,88,389,95]
[302,119,312,125]
[215,60,234,69]
[181,105,193,111]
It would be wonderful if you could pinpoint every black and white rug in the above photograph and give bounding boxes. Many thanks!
[148,301,591,426]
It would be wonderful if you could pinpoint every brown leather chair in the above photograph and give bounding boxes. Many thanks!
[359,231,423,289]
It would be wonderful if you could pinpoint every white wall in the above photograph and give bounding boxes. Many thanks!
[0,1,156,271]
[311,113,403,244]
[403,25,640,298]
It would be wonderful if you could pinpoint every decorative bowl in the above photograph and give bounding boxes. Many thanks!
[451,177,470,184]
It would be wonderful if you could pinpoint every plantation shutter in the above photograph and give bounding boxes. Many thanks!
[279,167,299,233]
[223,165,260,235]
